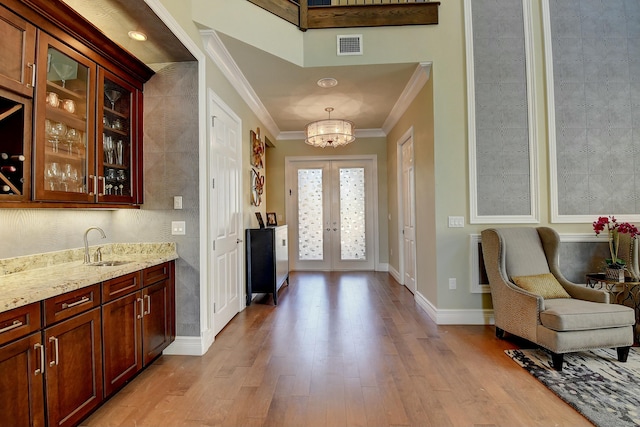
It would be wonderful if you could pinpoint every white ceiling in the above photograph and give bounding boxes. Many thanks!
[62,0,421,137]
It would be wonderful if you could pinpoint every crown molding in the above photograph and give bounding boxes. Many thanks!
[381,62,432,135]
[200,29,280,137]
[277,128,385,141]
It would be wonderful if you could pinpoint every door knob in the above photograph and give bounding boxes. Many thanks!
[237,238,243,243]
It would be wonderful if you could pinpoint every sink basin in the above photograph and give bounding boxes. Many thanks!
[87,261,131,267]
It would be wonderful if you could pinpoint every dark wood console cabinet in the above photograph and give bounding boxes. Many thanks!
[246,225,289,305]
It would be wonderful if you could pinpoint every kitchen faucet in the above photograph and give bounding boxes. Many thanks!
[83,226,106,264]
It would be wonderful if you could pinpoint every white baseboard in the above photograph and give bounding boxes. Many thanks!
[163,328,215,356]
[376,262,389,272]
[388,265,401,283]
[414,290,494,325]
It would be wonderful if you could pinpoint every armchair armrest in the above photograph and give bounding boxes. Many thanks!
[560,280,609,303]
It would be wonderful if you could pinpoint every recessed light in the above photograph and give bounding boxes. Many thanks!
[317,77,338,88]
[128,31,147,41]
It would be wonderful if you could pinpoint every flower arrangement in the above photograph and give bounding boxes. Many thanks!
[593,216,639,269]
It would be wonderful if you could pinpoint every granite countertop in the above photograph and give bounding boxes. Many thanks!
[0,243,178,314]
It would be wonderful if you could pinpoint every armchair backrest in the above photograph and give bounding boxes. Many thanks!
[498,228,551,278]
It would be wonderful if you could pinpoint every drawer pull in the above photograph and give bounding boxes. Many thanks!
[27,62,36,88]
[0,319,23,333]
[62,296,90,309]
[49,336,59,367]
[34,343,45,375]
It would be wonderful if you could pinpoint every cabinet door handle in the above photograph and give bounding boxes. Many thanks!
[49,337,59,367]
[136,298,143,319]
[144,295,151,316]
[34,343,45,375]
[0,319,22,333]
[61,296,90,309]
[27,62,36,88]
[99,176,105,197]
[89,175,96,196]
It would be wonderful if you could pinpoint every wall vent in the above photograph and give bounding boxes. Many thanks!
[337,35,363,56]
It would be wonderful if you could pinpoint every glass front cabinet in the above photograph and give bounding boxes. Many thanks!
[0,0,151,208]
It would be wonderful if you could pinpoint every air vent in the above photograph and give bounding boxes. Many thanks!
[337,35,363,56]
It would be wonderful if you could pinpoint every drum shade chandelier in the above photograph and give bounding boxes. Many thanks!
[304,107,355,148]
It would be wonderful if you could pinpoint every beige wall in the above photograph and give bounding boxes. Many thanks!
[265,137,389,265]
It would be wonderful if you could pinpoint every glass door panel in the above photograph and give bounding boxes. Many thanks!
[297,168,325,261]
[34,34,95,202]
[98,70,134,203]
[338,167,366,261]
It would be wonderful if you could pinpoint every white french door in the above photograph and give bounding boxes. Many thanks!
[287,157,377,271]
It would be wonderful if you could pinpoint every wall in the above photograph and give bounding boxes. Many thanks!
[265,136,389,266]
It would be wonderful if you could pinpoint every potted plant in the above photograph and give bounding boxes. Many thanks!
[593,216,639,281]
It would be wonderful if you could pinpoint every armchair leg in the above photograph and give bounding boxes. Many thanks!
[617,346,631,363]
[551,352,564,371]
[495,327,505,339]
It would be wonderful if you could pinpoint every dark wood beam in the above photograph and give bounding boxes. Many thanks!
[307,3,440,29]
[246,0,300,26]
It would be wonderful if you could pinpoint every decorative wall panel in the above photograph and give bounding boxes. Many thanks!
[544,0,640,221]
[465,0,538,223]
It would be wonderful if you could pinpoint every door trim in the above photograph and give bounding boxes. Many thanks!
[285,155,379,271]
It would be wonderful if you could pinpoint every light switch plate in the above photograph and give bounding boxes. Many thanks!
[171,221,186,235]
[173,196,183,210]
[448,216,464,228]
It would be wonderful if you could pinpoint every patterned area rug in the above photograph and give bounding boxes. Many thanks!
[505,348,640,427]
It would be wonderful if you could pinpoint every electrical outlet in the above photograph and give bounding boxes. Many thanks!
[448,278,457,290]
[171,221,186,235]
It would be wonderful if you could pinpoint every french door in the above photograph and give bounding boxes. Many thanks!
[287,157,377,271]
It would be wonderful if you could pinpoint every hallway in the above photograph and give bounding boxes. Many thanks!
[83,272,590,426]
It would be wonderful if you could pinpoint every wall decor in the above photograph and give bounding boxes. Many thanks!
[543,0,640,222]
[251,168,264,206]
[250,127,264,169]
[255,212,265,228]
[464,0,539,223]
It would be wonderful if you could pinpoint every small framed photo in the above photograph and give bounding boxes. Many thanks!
[255,212,265,228]
[266,212,277,226]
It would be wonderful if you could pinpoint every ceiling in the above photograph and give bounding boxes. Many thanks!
[62,0,421,137]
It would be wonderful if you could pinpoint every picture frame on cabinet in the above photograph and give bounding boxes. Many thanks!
[255,212,265,228]
[266,212,277,226]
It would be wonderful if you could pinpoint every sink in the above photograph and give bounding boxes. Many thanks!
[87,261,131,267]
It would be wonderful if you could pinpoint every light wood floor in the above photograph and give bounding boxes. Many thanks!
[83,271,591,427]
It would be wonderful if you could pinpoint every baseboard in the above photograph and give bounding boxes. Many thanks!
[388,265,401,283]
[414,290,494,325]
[376,262,389,272]
[163,328,215,356]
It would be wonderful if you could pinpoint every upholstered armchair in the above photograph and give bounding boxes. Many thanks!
[481,227,635,370]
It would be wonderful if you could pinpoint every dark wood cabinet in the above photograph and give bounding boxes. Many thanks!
[102,262,175,396]
[0,5,35,98]
[0,332,45,427]
[246,225,289,305]
[43,307,103,427]
[0,0,152,208]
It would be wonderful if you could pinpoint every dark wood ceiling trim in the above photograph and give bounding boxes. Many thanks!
[307,3,440,29]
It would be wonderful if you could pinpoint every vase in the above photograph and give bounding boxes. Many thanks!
[605,267,625,282]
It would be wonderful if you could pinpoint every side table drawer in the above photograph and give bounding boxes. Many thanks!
[0,302,41,346]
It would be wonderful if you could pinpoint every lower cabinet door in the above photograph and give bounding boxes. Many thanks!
[44,308,103,427]
[142,280,171,365]
[0,333,45,427]
[102,291,143,396]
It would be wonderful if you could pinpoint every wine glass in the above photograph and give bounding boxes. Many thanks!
[65,128,81,155]
[51,63,74,88]
[105,90,121,110]
[48,121,67,153]
[45,162,61,191]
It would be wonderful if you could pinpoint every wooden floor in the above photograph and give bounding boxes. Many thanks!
[83,271,592,427]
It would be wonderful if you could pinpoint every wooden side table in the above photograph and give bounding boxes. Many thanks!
[586,273,640,340]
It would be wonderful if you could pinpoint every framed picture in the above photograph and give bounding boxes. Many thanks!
[250,128,264,169]
[266,212,277,226]
[255,212,265,228]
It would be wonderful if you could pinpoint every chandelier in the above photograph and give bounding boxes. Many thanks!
[304,107,355,148]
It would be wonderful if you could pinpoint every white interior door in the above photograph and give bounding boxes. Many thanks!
[288,157,376,271]
[401,137,416,293]
[209,94,242,336]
